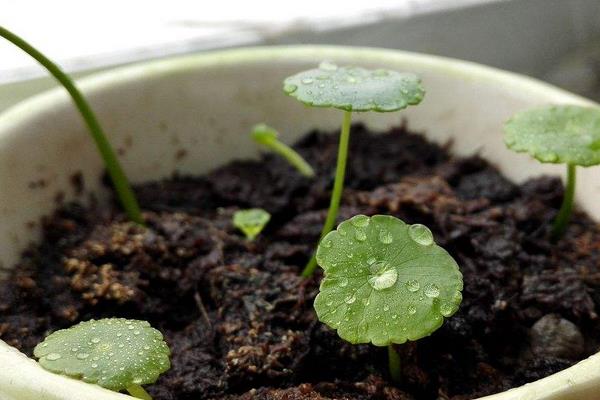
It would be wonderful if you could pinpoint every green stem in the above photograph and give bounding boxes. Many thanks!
[126,384,152,400]
[551,163,576,240]
[266,139,315,177]
[302,111,352,277]
[0,26,143,224]
[388,345,401,383]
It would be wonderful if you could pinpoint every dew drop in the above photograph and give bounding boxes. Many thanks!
[392,314,398,319]
[424,283,440,298]
[318,83,326,88]
[134,330,141,335]
[350,215,370,228]
[378,230,393,244]
[301,78,314,85]
[71,347,78,352]
[326,300,333,306]
[406,279,420,292]
[128,325,135,330]
[440,303,456,317]
[368,265,398,291]
[283,83,298,94]
[339,277,349,287]
[77,353,89,360]
[46,353,62,361]
[362,298,370,306]
[347,76,357,84]
[319,61,338,71]
[91,363,98,369]
[407,305,417,315]
[354,229,366,242]
[91,337,101,344]
[408,224,434,246]
[344,294,356,304]
[383,305,390,311]
[322,240,332,248]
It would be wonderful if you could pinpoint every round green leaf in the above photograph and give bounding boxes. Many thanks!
[283,62,425,112]
[504,105,600,166]
[314,215,463,346]
[34,319,171,391]
[233,208,271,240]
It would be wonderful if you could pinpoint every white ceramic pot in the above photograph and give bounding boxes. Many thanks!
[0,46,599,400]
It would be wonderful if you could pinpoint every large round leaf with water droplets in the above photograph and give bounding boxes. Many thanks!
[504,105,600,166]
[283,62,425,112]
[34,318,171,391]
[314,215,462,346]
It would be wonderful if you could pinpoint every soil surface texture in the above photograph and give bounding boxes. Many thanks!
[2,125,600,400]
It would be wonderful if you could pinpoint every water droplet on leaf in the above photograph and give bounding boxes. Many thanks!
[283,83,298,94]
[378,230,393,244]
[424,283,440,298]
[46,353,62,361]
[408,224,434,246]
[406,279,420,292]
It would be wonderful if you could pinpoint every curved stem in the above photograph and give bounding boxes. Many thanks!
[551,164,576,240]
[0,26,143,224]
[126,384,152,400]
[388,345,401,383]
[266,139,315,177]
[302,111,352,277]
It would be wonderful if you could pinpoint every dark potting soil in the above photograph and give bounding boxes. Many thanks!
[1,125,600,400]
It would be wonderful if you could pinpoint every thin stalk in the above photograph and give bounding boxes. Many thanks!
[265,139,315,177]
[302,111,352,277]
[126,384,152,400]
[388,345,401,383]
[0,26,143,224]
[551,163,576,240]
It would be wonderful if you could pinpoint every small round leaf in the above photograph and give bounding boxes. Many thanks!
[34,318,171,391]
[233,208,271,240]
[283,62,425,112]
[504,105,600,166]
[314,215,462,346]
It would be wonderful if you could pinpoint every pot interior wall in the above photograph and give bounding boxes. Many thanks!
[0,46,597,276]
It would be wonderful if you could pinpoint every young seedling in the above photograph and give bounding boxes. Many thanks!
[233,208,271,240]
[283,62,425,276]
[0,26,143,224]
[252,123,315,177]
[314,215,462,382]
[504,105,600,239]
[34,318,171,400]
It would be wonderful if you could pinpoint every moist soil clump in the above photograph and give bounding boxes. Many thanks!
[2,125,600,399]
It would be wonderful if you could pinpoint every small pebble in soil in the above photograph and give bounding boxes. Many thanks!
[529,314,584,360]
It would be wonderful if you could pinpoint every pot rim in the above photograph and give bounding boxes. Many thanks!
[0,45,594,144]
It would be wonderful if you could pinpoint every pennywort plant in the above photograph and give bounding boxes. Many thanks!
[34,318,171,400]
[314,215,462,381]
[233,208,271,240]
[252,123,315,177]
[504,105,600,239]
[283,62,425,277]
[0,26,143,224]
